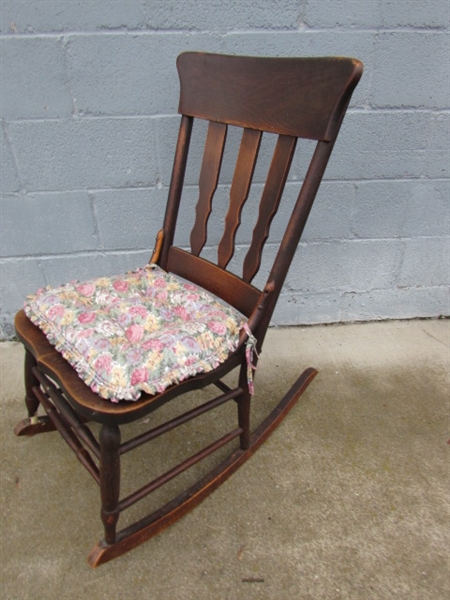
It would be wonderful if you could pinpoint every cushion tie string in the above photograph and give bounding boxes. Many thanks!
[242,323,259,395]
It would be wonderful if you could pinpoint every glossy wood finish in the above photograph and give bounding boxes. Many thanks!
[88,367,318,567]
[242,134,297,283]
[166,247,261,317]
[218,127,262,269]
[14,308,244,425]
[14,52,363,565]
[190,121,227,256]
[178,53,362,140]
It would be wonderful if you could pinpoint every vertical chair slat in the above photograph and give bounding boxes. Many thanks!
[218,128,262,269]
[242,134,297,283]
[190,121,228,256]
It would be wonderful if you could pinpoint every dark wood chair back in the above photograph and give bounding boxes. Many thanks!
[158,53,363,346]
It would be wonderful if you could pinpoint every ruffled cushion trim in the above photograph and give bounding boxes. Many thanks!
[24,265,246,402]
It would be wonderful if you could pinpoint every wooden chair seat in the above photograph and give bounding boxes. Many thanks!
[14,52,363,566]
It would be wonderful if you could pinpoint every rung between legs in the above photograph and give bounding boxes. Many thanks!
[33,386,100,484]
[32,367,100,458]
[119,387,243,455]
[119,427,243,511]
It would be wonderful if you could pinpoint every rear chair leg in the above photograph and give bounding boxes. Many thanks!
[238,393,251,450]
[14,349,56,436]
[99,424,121,545]
[24,350,40,422]
[238,366,251,450]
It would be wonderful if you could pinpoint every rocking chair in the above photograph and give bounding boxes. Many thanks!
[14,52,363,566]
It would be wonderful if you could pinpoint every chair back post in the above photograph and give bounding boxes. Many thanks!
[253,139,338,346]
[254,74,360,344]
[159,115,193,270]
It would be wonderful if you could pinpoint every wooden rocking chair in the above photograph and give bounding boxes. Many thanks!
[14,52,363,566]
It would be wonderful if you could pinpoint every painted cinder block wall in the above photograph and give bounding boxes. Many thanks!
[1,0,449,339]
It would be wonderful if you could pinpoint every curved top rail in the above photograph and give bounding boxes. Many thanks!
[177,52,363,141]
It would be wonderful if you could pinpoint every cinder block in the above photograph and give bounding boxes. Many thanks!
[426,112,450,179]
[141,0,300,31]
[244,180,354,249]
[221,30,374,108]
[327,112,429,180]
[304,0,381,28]
[41,250,151,289]
[302,181,355,242]
[1,0,448,335]
[304,0,448,29]
[0,0,146,34]
[371,32,449,109]
[1,127,21,193]
[398,237,449,288]
[0,0,300,34]
[0,313,16,340]
[351,181,410,239]
[0,37,73,120]
[403,181,450,237]
[66,33,224,117]
[353,180,450,241]
[66,34,178,117]
[274,291,341,325]
[0,258,46,313]
[92,187,166,250]
[341,286,450,321]
[380,0,449,28]
[8,117,158,191]
[293,138,318,182]
[286,239,401,293]
[154,116,185,186]
[1,191,99,257]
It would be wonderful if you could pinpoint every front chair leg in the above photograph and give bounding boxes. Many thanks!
[99,424,121,545]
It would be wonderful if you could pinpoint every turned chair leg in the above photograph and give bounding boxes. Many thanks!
[24,349,40,422]
[99,424,121,545]
[14,349,57,436]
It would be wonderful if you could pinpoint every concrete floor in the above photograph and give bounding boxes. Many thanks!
[1,319,449,599]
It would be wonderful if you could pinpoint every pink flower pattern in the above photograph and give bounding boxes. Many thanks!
[94,354,113,374]
[76,282,96,297]
[113,279,129,293]
[208,321,227,336]
[126,324,145,344]
[47,304,65,319]
[78,311,96,324]
[24,265,245,402]
[131,367,149,386]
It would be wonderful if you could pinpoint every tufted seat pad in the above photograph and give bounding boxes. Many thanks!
[24,265,246,402]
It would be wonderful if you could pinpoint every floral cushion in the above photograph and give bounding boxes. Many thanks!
[24,265,247,402]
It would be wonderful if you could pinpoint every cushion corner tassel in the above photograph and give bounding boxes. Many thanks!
[242,322,259,395]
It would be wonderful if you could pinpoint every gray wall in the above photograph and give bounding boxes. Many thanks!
[1,0,449,339]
